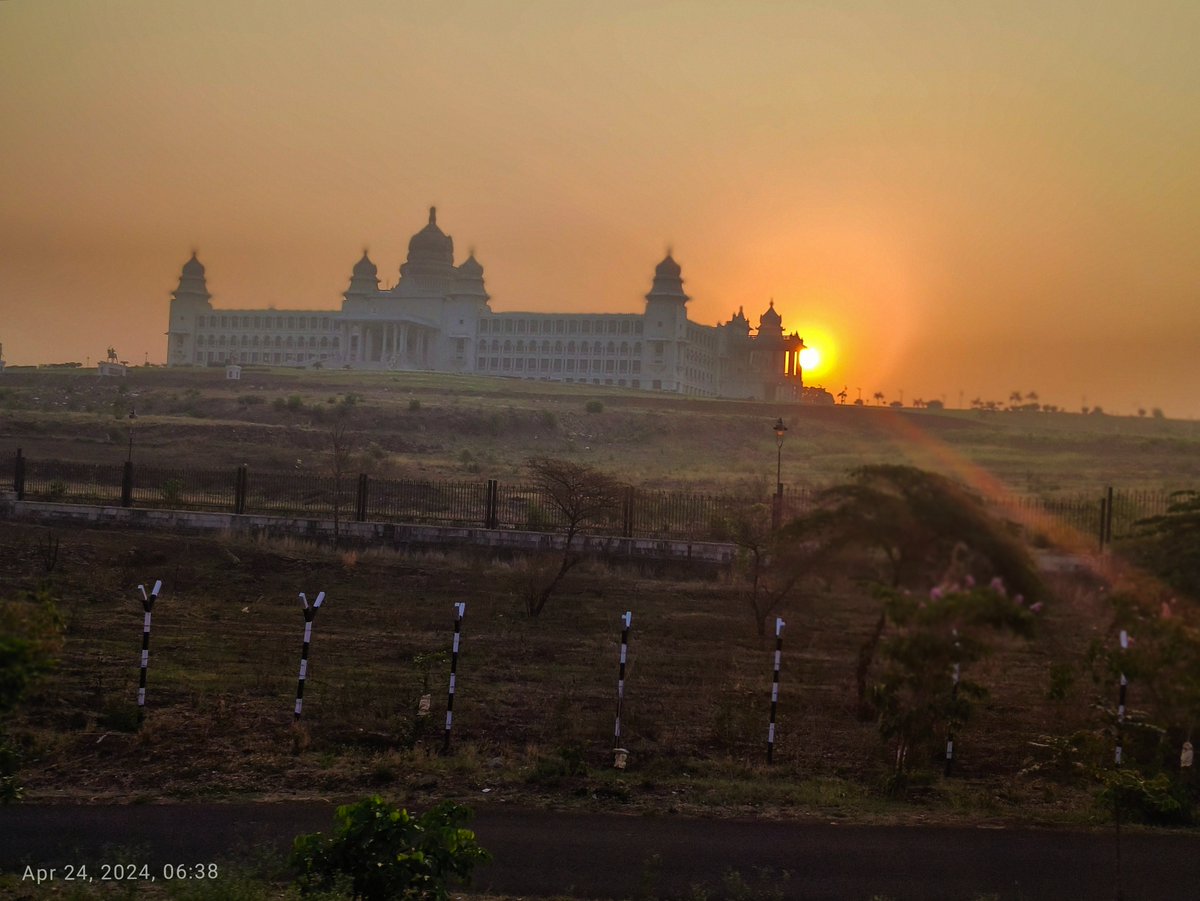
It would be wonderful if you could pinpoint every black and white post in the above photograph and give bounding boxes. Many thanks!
[1115,629,1129,764]
[767,617,785,764]
[294,591,326,721]
[135,580,162,724]
[443,602,466,754]
[945,628,961,776]
[614,611,632,768]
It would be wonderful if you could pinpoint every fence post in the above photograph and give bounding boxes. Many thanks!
[1098,494,1107,552]
[355,473,369,522]
[1105,485,1115,546]
[485,479,498,529]
[622,486,634,538]
[13,448,25,500]
[234,464,247,515]
[121,460,134,508]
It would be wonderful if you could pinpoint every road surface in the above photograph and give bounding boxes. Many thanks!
[1,803,1196,899]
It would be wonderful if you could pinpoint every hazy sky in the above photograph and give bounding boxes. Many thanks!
[2,1,1197,415]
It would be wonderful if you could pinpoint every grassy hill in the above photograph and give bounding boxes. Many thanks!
[2,366,1198,496]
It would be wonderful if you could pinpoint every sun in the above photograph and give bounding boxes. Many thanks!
[799,346,822,373]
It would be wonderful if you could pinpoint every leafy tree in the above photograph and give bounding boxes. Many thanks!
[292,797,490,900]
[1127,490,1200,601]
[810,465,1042,714]
[522,457,622,617]
[1079,593,1200,823]
[872,582,1034,777]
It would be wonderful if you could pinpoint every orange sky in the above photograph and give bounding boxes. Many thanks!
[1,2,1197,416]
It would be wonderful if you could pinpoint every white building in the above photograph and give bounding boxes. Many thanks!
[166,209,813,402]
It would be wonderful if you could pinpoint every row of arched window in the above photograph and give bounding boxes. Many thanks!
[195,334,341,349]
[476,339,642,356]
[196,315,334,331]
[478,317,642,337]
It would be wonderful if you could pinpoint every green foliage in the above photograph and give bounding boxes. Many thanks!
[585,399,604,414]
[817,465,1043,599]
[291,796,490,900]
[160,478,184,505]
[869,584,1034,774]
[1099,768,1191,825]
[408,398,422,412]
[1128,490,1200,600]
[0,588,64,717]
[0,587,65,802]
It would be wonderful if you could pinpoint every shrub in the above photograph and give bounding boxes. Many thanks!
[409,399,422,412]
[160,479,184,505]
[292,797,490,900]
[584,399,604,414]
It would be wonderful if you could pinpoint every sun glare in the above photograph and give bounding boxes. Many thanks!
[799,346,821,373]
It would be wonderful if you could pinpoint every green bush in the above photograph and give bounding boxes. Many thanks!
[1099,768,1193,825]
[292,797,490,900]
[160,478,184,505]
[585,400,604,414]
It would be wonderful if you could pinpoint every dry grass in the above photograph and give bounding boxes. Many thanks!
[1,366,1198,493]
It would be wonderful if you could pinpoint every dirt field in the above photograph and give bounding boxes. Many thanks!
[2,516,1110,827]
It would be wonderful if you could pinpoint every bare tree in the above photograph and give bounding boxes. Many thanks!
[523,457,623,617]
[717,502,838,637]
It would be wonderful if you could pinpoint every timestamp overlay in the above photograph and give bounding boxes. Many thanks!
[16,862,220,885]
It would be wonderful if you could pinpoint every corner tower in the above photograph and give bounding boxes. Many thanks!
[642,252,691,391]
[166,253,214,366]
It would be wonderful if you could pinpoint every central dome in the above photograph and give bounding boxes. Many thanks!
[407,207,454,262]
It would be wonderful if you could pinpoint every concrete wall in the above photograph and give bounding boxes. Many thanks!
[1,497,736,565]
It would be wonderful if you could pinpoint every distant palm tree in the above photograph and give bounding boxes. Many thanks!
[1026,391,1039,402]
[1009,391,1023,405]
[873,391,885,406]
[837,387,848,405]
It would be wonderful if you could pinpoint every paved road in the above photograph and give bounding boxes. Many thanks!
[1,803,1196,900]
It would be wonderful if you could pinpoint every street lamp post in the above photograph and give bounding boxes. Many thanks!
[772,417,788,529]
[126,407,137,463]
[121,407,137,507]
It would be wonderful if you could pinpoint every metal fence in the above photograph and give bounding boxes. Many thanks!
[8,449,1181,546]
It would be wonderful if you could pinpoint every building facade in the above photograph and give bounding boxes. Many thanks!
[167,209,812,401]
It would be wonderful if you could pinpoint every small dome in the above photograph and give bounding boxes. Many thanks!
[181,252,205,277]
[645,251,689,303]
[458,253,484,278]
[760,299,782,327]
[655,253,681,278]
[352,250,377,277]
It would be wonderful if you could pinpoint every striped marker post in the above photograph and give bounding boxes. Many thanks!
[614,611,632,765]
[1115,629,1129,764]
[135,580,162,724]
[294,591,326,721]
[945,628,961,776]
[767,617,785,764]
[1114,628,1130,901]
[443,602,466,754]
